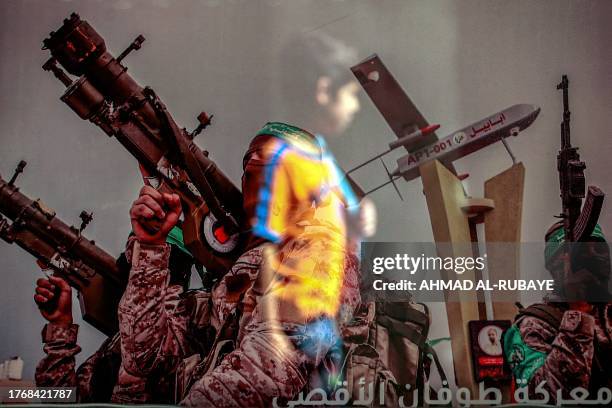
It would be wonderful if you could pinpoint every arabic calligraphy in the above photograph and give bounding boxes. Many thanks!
[397,111,514,174]
[470,113,506,138]
[273,379,612,406]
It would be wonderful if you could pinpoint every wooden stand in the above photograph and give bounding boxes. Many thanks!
[484,163,525,321]
[419,160,482,395]
[419,160,525,398]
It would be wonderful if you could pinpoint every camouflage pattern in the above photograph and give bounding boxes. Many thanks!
[338,242,361,326]
[117,237,361,406]
[35,323,126,402]
[118,241,187,374]
[508,302,612,403]
[182,241,360,407]
[181,320,333,407]
[34,236,177,404]
[35,323,81,390]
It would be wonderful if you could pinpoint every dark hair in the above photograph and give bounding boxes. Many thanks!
[279,32,358,108]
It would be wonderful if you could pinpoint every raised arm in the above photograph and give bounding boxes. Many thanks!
[118,186,191,376]
[34,276,81,388]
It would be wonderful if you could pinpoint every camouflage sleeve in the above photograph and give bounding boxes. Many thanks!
[35,323,81,388]
[118,240,190,376]
[73,348,100,402]
[75,333,122,403]
[505,311,595,403]
[180,321,320,407]
[111,365,151,404]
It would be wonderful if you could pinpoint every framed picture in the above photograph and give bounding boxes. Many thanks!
[468,320,512,382]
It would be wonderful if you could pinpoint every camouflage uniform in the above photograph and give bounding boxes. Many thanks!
[504,301,612,403]
[118,122,361,406]
[35,323,178,403]
[36,323,108,402]
[504,224,612,403]
[117,239,360,406]
[35,324,137,403]
[34,236,178,404]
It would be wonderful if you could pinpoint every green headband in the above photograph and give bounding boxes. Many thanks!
[256,122,315,145]
[129,226,193,257]
[545,224,606,263]
[166,226,193,257]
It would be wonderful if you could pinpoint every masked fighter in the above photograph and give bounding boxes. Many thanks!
[117,33,374,406]
[120,128,369,406]
[504,222,612,403]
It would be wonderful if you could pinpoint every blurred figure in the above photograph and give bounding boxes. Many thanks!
[276,32,377,240]
[278,32,361,138]
[116,33,375,407]
[120,123,369,406]
[242,122,363,321]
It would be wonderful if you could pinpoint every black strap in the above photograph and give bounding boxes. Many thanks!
[423,343,449,388]
[376,302,429,329]
[377,315,427,348]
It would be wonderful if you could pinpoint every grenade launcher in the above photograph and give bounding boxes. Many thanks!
[42,13,249,276]
[0,161,125,335]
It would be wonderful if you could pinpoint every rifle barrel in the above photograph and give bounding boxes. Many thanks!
[0,174,121,284]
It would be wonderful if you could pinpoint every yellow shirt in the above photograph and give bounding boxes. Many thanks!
[247,122,358,320]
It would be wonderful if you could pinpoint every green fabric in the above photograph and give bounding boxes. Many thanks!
[127,226,193,257]
[256,122,319,151]
[545,223,606,263]
[503,324,547,384]
[426,337,451,348]
[166,226,192,257]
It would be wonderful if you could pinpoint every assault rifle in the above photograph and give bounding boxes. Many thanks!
[556,75,604,242]
[0,161,125,335]
[42,13,248,276]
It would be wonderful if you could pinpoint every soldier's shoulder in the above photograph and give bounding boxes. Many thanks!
[515,302,564,329]
[514,303,564,353]
[516,314,557,335]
